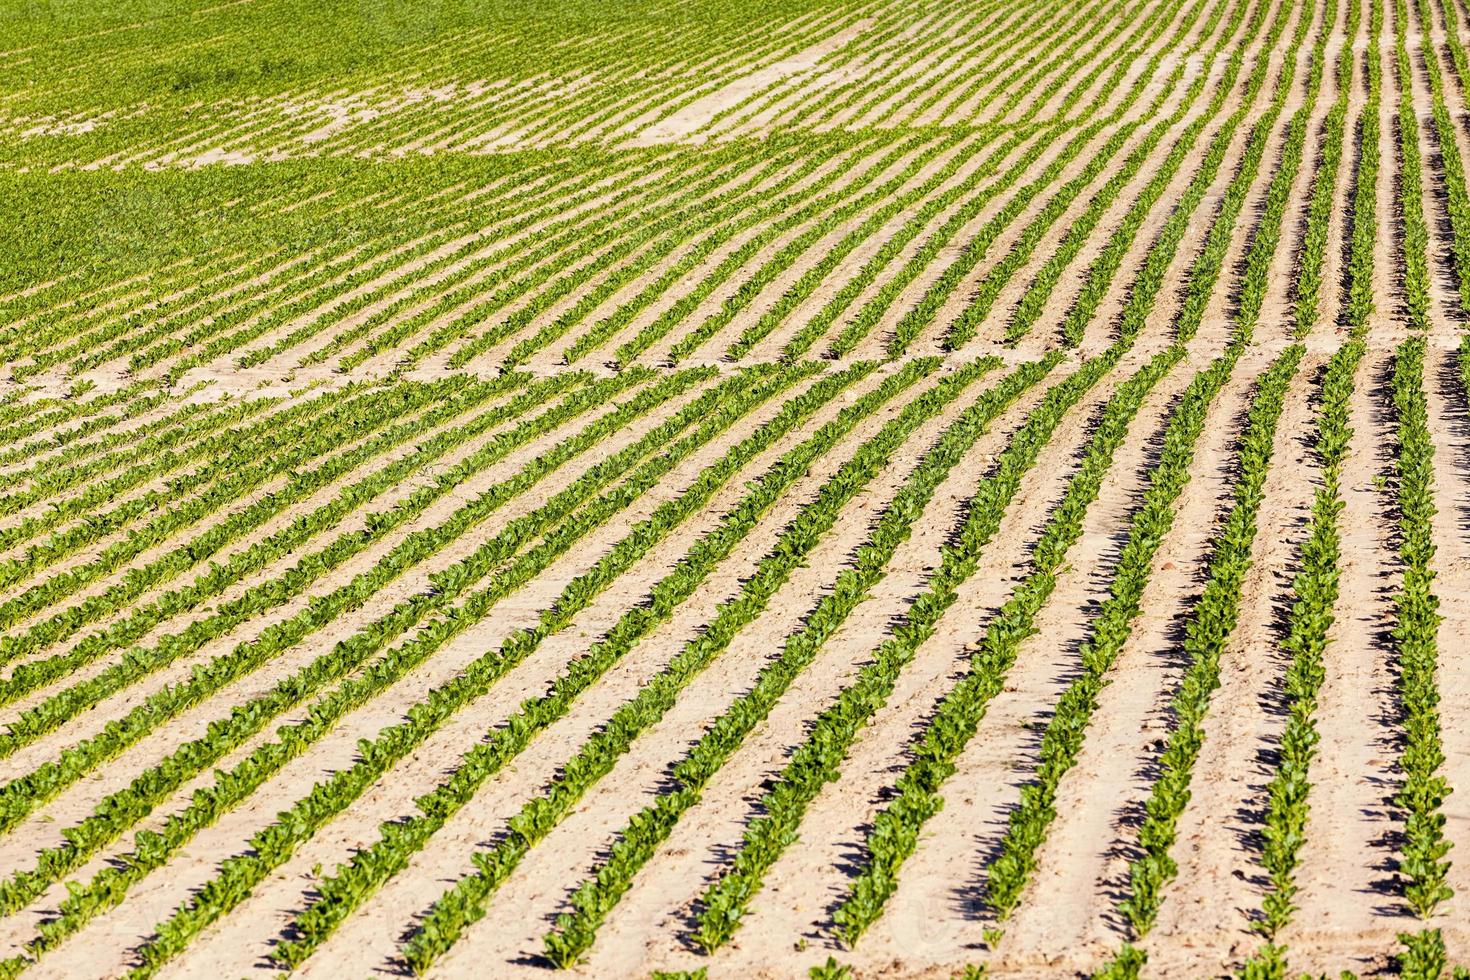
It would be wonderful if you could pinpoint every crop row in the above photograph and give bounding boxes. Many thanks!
[0,366,847,976]
[1388,338,1452,921]
[0,367,766,858]
[120,359,917,976]
[536,356,1057,968]
[1237,336,1364,978]
[336,358,1026,974]
[0,373,594,700]
[980,0,1310,922]
[687,339,1129,952]
[829,341,1183,945]
[0,366,735,839]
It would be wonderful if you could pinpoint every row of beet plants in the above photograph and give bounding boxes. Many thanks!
[998,0,1239,344]
[0,378,417,615]
[592,130,946,367]
[1388,337,1454,973]
[319,359,1012,973]
[122,361,916,977]
[1291,0,1356,336]
[1102,346,1303,977]
[830,341,1181,944]
[938,0,1212,352]
[1392,0,1429,329]
[982,0,1310,926]
[0,367,786,900]
[773,0,1166,362]
[1053,0,1280,346]
[0,373,585,700]
[687,342,1127,952]
[0,368,833,976]
[1409,0,1470,312]
[536,357,1058,968]
[1344,0,1382,329]
[0,367,733,839]
[1237,336,1363,978]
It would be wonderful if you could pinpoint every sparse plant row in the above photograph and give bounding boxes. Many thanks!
[495,136,876,368]
[536,355,1059,968]
[980,0,1315,921]
[0,375,385,564]
[833,9,1325,912]
[710,0,1017,137]
[611,129,977,366]
[1097,345,1304,979]
[294,149,780,372]
[0,372,591,699]
[0,380,157,454]
[687,338,1131,953]
[830,0,1255,359]
[0,378,444,616]
[1409,0,1470,312]
[678,0,1294,948]
[1387,337,1452,920]
[285,357,1012,972]
[340,134,866,372]
[1055,0,1290,346]
[494,129,979,371]
[1393,0,1430,329]
[122,359,918,978]
[829,340,1183,946]
[817,0,1205,359]
[937,0,1213,351]
[0,392,275,524]
[1236,334,1364,980]
[1293,0,1357,336]
[0,366,846,975]
[0,382,167,469]
[1346,0,1383,329]
[977,0,1238,346]
[0,366,746,837]
[715,0,1199,365]
[369,143,830,370]
[207,155,684,372]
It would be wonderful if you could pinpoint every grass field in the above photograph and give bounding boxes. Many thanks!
[2,0,1470,975]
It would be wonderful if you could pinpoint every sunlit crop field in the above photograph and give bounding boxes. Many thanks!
[1,0,1468,975]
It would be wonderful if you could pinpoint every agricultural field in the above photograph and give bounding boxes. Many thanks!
[3,0,1470,975]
